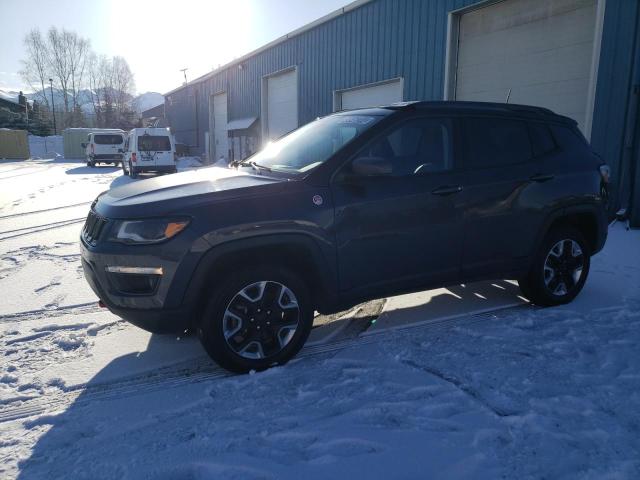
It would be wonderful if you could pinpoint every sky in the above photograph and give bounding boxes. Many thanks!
[0,0,349,95]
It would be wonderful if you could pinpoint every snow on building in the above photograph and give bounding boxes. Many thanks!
[163,0,640,226]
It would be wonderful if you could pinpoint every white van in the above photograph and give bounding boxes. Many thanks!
[121,128,177,178]
[83,131,126,167]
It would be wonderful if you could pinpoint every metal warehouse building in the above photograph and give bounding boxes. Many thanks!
[164,0,640,225]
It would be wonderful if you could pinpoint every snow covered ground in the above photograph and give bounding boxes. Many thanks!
[0,158,639,479]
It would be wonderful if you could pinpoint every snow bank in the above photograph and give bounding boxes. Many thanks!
[176,156,203,169]
[28,135,63,159]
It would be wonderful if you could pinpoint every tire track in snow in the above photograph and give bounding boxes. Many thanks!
[0,217,85,242]
[0,302,103,323]
[0,303,531,425]
[0,202,91,220]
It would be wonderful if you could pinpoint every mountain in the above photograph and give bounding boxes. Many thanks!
[0,89,22,103]
[132,92,164,113]
[0,88,164,115]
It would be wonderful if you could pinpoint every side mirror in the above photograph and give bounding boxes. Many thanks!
[351,156,392,176]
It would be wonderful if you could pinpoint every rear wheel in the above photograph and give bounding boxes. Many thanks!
[518,226,590,306]
[198,265,314,373]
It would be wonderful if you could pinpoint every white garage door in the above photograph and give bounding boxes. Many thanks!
[210,92,229,162]
[337,79,403,111]
[454,0,598,132]
[266,69,298,141]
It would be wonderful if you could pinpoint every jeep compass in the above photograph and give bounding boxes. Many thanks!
[80,101,609,373]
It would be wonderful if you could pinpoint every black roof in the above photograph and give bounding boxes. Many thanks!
[382,100,575,124]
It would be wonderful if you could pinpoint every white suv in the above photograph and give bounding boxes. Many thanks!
[84,131,126,167]
[121,128,177,178]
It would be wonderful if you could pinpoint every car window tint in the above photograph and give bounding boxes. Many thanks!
[138,135,171,152]
[353,118,453,176]
[529,123,556,157]
[463,118,532,168]
[94,134,124,145]
[550,124,589,152]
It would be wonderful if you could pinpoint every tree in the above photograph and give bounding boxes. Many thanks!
[20,29,51,110]
[87,54,136,129]
[21,27,137,130]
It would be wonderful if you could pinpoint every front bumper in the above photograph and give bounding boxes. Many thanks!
[80,238,195,334]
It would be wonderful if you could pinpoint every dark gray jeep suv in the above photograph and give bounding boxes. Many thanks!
[80,101,609,372]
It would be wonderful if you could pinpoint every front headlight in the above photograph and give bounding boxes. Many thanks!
[110,218,190,244]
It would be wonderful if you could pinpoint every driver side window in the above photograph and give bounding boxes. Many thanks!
[352,117,453,176]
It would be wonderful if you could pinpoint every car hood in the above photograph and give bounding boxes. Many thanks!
[95,166,287,218]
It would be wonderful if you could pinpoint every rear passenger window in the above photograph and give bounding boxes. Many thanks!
[529,123,556,157]
[463,118,532,168]
[550,125,589,152]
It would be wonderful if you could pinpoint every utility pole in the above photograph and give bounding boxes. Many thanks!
[180,68,188,85]
[49,78,57,135]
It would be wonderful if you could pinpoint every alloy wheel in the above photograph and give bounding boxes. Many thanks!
[543,239,584,297]
[223,281,300,360]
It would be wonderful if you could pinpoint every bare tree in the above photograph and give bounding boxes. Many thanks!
[87,54,136,128]
[112,56,135,115]
[67,32,90,115]
[48,27,75,126]
[21,27,136,129]
[20,29,51,109]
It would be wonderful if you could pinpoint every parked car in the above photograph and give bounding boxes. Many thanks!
[83,131,125,167]
[121,128,177,177]
[80,101,609,373]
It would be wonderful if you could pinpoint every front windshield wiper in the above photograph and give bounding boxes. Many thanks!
[243,161,272,173]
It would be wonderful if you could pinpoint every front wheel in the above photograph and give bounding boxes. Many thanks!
[518,226,590,306]
[198,265,314,373]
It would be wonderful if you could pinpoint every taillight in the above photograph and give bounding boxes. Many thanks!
[132,152,137,163]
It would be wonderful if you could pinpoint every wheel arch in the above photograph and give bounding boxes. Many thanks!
[182,233,338,328]
[536,205,605,256]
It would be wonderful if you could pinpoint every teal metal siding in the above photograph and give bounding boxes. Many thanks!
[166,0,478,152]
[166,0,639,219]
[590,0,640,221]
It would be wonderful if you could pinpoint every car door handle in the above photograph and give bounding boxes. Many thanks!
[530,173,555,183]
[431,185,463,196]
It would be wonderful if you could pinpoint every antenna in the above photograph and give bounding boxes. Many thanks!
[505,88,512,103]
[180,68,188,85]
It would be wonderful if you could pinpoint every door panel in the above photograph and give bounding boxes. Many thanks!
[331,116,464,294]
[459,117,538,278]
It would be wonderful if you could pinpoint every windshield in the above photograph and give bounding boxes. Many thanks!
[94,134,123,145]
[247,114,383,174]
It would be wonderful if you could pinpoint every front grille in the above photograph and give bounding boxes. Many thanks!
[82,210,108,245]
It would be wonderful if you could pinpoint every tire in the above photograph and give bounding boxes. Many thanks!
[518,226,590,307]
[129,162,138,179]
[198,265,314,373]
